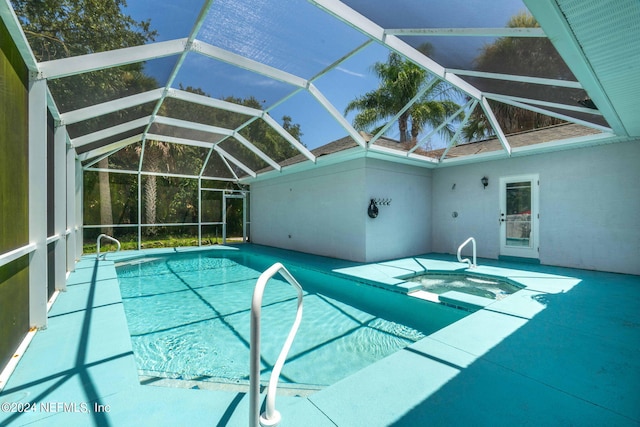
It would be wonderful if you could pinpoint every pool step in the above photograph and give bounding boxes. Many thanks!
[114,257,163,268]
[138,375,323,397]
[438,291,493,312]
[408,290,440,303]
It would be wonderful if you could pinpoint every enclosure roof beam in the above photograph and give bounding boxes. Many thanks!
[71,116,151,148]
[195,40,308,88]
[61,88,165,125]
[438,104,476,162]
[310,0,482,100]
[369,77,439,147]
[385,27,546,37]
[153,115,234,136]
[83,147,122,168]
[38,39,187,79]
[261,114,317,162]
[409,99,475,155]
[480,96,511,155]
[484,93,612,133]
[214,146,256,178]
[144,134,214,149]
[218,152,240,181]
[445,68,583,89]
[150,117,282,171]
[167,88,263,117]
[141,0,216,145]
[77,134,142,162]
[483,92,603,116]
[233,132,282,172]
[523,0,627,135]
[0,2,38,72]
[307,82,367,149]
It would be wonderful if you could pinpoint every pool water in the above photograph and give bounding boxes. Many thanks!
[407,274,521,300]
[115,249,454,390]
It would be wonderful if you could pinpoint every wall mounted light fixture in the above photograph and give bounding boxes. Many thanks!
[481,176,489,189]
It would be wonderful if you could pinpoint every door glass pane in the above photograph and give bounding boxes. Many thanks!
[224,196,245,242]
[505,181,532,247]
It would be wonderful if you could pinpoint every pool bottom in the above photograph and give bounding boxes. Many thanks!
[115,249,457,391]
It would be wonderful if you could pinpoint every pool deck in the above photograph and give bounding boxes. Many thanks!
[1,245,639,426]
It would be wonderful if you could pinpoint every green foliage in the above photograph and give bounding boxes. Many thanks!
[83,170,137,225]
[14,1,299,243]
[12,0,158,113]
[345,52,462,145]
[462,12,568,140]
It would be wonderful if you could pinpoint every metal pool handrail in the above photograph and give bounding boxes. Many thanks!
[250,262,304,427]
[96,234,121,260]
[457,237,477,268]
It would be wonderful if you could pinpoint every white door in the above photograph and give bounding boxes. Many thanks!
[499,175,539,259]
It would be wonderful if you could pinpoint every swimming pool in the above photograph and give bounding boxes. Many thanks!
[115,248,465,391]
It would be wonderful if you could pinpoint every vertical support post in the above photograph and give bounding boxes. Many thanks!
[54,123,67,290]
[28,77,48,328]
[242,193,247,243]
[137,171,142,250]
[198,177,202,246]
[66,144,77,272]
[74,157,83,260]
[222,193,227,245]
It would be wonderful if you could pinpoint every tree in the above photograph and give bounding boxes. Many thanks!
[12,0,157,108]
[345,52,462,147]
[139,89,304,235]
[13,0,157,235]
[226,96,303,164]
[462,12,571,140]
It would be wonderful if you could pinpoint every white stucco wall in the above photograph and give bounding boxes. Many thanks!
[250,158,368,261]
[250,157,432,262]
[250,139,639,275]
[364,158,432,262]
[431,139,640,275]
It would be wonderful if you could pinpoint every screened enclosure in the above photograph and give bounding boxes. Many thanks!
[6,0,633,251]
[1,0,639,337]
[82,148,250,251]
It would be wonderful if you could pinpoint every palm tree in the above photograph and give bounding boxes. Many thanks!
[98,157,113,235]
[345,52,462,148]
[463,12,570,140]
[138,140,187,235]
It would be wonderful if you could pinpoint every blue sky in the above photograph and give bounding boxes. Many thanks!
[122,0,394,149]
[121,0,528,150]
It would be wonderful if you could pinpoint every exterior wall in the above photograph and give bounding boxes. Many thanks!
[251,138,638,275]
[250,157,432,262]
[431,140,640,275]
[364,158,432,262]
[250,158,368,261]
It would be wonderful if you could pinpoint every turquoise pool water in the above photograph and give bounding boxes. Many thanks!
[407,274,521,300]
[115,248,463,390]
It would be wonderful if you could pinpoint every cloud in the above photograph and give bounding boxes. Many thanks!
[336,66,366,78]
